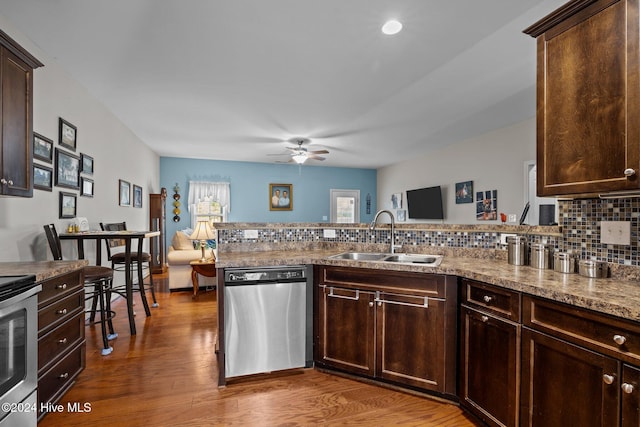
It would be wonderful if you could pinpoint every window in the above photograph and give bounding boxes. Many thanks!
[188,181,230,227]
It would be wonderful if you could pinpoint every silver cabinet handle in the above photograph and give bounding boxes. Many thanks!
[58,338,68,344]
[327,287,359,301]
[368,301,374,307]
[56,308,68,315]
[481,315,489,322]
[0,178,6,185]
[622,383,635,394]
[603,374,615,385]
[614,334,627,345]
[624,168,636,177]
[59,373,69,379]
[56,283,67,290]
[483,295,493,303]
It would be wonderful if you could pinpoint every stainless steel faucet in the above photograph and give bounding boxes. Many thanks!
[369,209,397,253]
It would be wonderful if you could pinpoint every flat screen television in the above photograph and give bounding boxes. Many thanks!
[406,186,444,220]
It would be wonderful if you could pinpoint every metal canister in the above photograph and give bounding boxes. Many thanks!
[578,260,609,278]
[530,243,553,269]
[554,252,576,274]
[507,236,528,266]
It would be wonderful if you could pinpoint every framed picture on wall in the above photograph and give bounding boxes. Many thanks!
[59,191,77,218]
[133,184,143,208]
[119,179,131,206]
[269,183,292,211]
[33,164,53,191]
[81,177,94,197]
[59,117,77,151]
[455,180,473,204]
[55,148,80,190]
[81,153,94,175]
[33,132,53,163]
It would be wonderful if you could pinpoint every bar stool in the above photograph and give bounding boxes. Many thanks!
[100,222,158,313]
[43,224,117,356]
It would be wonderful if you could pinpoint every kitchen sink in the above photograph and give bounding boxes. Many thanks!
[329,252,443,267]
[329,252,388,261]
[382,254,443,266]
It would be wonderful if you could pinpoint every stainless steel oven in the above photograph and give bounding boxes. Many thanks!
[0,275,40,426]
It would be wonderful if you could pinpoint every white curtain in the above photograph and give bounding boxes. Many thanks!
[188,181,230,212]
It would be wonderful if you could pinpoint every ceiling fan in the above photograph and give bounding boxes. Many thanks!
[271,138,329,164]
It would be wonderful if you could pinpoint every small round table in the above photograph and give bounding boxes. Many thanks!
[190,259,216,298]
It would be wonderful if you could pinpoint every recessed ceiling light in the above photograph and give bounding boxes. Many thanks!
[381,20,403,35]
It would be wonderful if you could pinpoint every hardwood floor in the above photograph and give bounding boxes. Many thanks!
[38,274,479,426]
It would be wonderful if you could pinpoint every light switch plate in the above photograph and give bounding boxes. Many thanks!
[243,229,258,239]
[323,229,336,238]
[601,221,631,245]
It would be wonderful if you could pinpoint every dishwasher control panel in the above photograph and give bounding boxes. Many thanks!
[224,266,306,283]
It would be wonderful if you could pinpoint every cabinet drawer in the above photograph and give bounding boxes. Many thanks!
[523,295,640,365]
[320,266,448,298]
[38,342,85,411]
[38,270,83,309]
[461,279,520,321]
[38,313,85,372]
[38,290,84,335]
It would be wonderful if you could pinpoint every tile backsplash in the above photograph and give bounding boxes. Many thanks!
[559,198,640,266]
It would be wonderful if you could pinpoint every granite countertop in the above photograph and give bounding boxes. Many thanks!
[0,260,88,282]
[216,249,640,323]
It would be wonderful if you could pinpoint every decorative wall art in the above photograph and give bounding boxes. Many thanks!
[391,193,402,209]
[476,190,498,221]
[81,177,94,197]
[81,153,94,175]
[59,118,77,151]
[33,164,53,191]
[455,181,473,204]
[59,192,77,218]
[172,183,181,222]
[119,179,131,206]
[133,184,143,208]
[269,183,292,211]
[55,148,80,190]
[33,132,53,163]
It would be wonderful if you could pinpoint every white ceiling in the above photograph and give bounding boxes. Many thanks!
[1,0,566,169]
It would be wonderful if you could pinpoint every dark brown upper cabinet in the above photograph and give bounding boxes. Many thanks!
[524,0,640,197]
[0,29,43,197]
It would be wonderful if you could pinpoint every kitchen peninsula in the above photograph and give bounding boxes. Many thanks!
[214,221,640,427]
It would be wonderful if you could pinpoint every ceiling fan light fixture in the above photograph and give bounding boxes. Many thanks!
[292,152,307,164]
[381,19,403,35]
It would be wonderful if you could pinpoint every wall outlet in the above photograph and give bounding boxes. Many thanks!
[243,229,258,239]
[601,221,631,245]
[323,229,336,238]
[508,214,517,223]
[500,233,517,245]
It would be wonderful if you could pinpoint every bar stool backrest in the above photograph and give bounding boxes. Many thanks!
[43,224,64,261]
[100,221,127,261]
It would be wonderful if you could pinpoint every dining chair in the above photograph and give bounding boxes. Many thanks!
[99,222,158,312]
[43,224,117,356]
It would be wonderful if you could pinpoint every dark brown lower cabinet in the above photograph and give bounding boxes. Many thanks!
[521,328,619,427]
[317,286,375,377]
[459,305,519,427]
[622,364,640,426]
[314,266,457,396]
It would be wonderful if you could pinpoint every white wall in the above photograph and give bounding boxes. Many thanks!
[0,14,159,263]
[377,118,536,224]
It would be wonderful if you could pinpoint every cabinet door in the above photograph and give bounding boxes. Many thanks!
[521,328,619,427]
[622,364,640,427]
[1,46,33,197]
[531,0,640,196]
[375,291,448,392]
[317,286,375,376]
[459,306,519,427]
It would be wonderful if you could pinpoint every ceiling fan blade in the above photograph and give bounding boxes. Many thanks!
[307,155,326,161]
[308,149,329,155]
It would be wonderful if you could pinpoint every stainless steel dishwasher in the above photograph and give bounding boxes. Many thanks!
[223,265,310,379]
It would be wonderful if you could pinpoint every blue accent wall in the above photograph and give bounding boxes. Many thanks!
[160,157,377,239]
